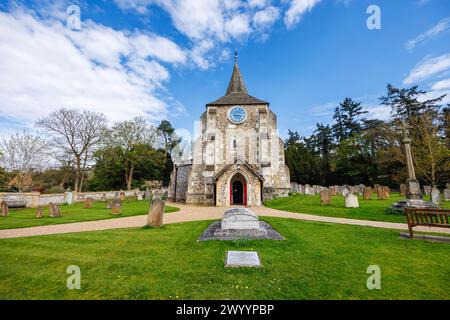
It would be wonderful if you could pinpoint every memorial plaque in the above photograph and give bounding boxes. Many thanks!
[225,251,261,268]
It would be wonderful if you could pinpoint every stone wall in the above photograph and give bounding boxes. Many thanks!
[0,188,165,208]
[168,161,193,202]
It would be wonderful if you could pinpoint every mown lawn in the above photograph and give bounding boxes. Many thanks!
[0,217,448,300]
[0,200,179,230]
[264,193,450,223]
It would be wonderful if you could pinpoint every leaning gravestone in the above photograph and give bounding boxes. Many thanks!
[423,185,432,196]
[49,203,61,218]
[1,200,8,217]
[320,190,331,206]
[84,197,93,209]
[111,199,122,215]
[119,192,126,201]
[431,187,441,205]
[444,189,450,202]
[383,186,391,198]
[147,198,165,227]
[345,193,359,208]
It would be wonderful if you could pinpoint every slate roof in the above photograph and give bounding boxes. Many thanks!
[206,58,268,106]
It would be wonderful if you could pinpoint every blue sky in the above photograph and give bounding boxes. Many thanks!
[0,0,449,140]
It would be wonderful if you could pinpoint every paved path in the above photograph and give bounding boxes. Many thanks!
[0,203,449,239]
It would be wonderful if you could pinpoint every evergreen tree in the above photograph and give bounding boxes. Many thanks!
[332,98,367,142]
[380,84,445,121]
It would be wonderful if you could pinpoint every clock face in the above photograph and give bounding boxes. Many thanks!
[228,106,247,124]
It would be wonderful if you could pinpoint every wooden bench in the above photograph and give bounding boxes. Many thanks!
[404,208,450,238]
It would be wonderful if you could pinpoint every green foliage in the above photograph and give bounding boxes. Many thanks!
[284,130,321,184]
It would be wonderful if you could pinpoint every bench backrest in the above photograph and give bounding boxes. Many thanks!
[405,208,450,226]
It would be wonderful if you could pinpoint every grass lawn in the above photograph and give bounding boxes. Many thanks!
[264,193,450,223]
[0,200,179,230]
[0,217,449,300]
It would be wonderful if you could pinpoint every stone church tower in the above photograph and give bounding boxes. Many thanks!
[168,54,290,206]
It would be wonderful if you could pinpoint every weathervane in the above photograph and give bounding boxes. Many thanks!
[234,48,238,64]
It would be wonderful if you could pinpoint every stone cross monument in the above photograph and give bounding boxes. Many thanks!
[400,120,422,200]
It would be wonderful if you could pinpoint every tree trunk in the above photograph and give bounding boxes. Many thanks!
[74,157,81,192]
[127,165,134,191]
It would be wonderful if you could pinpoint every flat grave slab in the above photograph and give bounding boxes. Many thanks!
[225,250,261,268]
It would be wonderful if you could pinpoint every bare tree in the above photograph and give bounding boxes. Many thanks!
[0,130,48,192]
[36,108,108,192]
[109,116,158,190]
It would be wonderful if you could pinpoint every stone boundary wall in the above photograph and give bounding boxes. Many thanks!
[0,188,166,208]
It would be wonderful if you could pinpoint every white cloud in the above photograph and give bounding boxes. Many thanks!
[403,53,450,84]
[225,13,251,38]
[0,8,188,129]
[405,17,450,50]
[253,6,280,30]
[284,0,321,29]
[431,78,450,91]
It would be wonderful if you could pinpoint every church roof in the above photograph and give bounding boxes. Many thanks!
[206,52,268,106]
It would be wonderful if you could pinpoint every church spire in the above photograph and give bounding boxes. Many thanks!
[226,49,248,95]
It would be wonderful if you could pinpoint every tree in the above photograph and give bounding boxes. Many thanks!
[411,110,449,187]
[157,120,181,162]
[109,116,158,190]
[36,108,108,192]
[380,84,445,121]
[0,130,48,192]
[332,98,367,142]
[306,124,334,185]
[284,130,321,184]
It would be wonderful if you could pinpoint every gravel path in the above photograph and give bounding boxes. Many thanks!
[0,202,449,239]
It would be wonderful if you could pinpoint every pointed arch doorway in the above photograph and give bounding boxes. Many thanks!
[230,173,247,205]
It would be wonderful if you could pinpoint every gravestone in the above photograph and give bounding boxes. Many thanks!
[225,251,261,268]
[363,187,372,200]
[377,187,387,200]
[1,200,8,217]
[341,186,350,197]
[298,184,305,195]
[345,193,359,208]
[65,191,74,205]
[119,192,126,201]
[320,190,331,205]
[431,187,441,205]
[49,203,61,218]
[399,184,406,197]
[147,198,165,227]
[35,207,43,218]
[304,184,314,196]
[100,193,106,201]
[114,192,119,200]
[84,197,93,209]
[423,185,431,196]
[111,199,122,215]
[198,208,284,241]
[444,189,450,202]
[137,192,144,201]
[383,186,391,198]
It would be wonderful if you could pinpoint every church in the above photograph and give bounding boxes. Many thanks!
[168,53,290,206]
